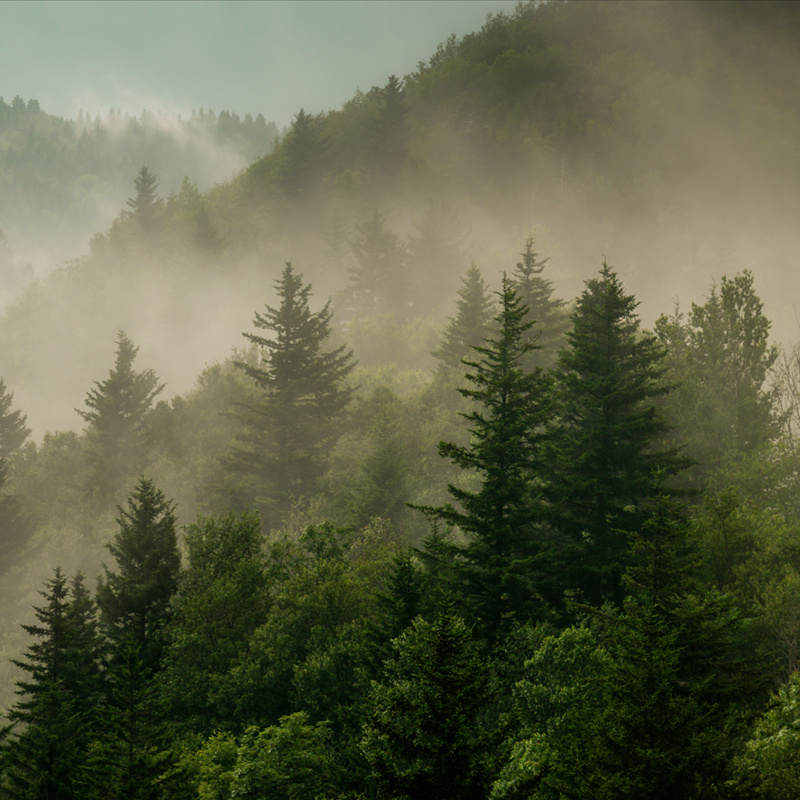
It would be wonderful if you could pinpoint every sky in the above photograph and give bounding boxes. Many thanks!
[0,0,518,127]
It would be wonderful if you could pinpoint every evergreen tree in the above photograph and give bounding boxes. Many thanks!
[3,570,101,799]
[277,109,328,201]
[347,210,409,320]
[96,477,180,673]
[550,263,686,606]
[575,488,757,800]
[126,166,161,232]
[229,263,355,526]
[655,270,780,486]
[432,263,495,372]
[419,275,554,640]
[370,74,408,179]
[77,331,164,500]
[509,237,569,370]
[361,612,501,800]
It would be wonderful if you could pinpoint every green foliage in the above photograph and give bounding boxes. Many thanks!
[3,570,101,799]
[735,672,800,799]
[550,263,686,606]
[656,270,780,488]
[159,512,269,733]
[493,625,610,800]
[230,713,336,800]
[0,377,30,571]
[346,211,409,320]
[361,612,501,800]
[433,262,495,372]
[421,275,554,639]
[126,166,162,234]
[96,477,180,672]
[508,238,568,371]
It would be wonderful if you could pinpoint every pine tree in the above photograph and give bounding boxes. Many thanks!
[419,275,554,640]
[77,331,164,500]
[509,238,569,370]
[347,211,408,319]
[96,477,180,673]
[229,263,355,526]
[3,570,102,799]
[126,166,161,232]
[550,263,686,606]
[433,263,495,372]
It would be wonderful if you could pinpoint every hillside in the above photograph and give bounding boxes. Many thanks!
[0,0,798,435]
[1,3,800,795]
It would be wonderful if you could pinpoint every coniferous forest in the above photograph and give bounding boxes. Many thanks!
[1,1,800,797]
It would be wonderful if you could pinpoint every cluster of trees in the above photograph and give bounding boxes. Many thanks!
[0,95,278,273]
[0,236,799,798]
[0,2,798,797]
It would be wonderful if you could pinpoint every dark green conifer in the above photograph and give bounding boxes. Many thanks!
[96,477,180,673]
[420,275,554,640]
[550,263,686,605]
[509,238,568,369]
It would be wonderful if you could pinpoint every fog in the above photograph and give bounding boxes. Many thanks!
[0,0,799,724]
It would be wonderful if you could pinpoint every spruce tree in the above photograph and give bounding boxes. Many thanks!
[96,477,180,673]
[509,237,569,370]
[550,263,686,606]
[77,331,164,499]
[433,263,495,372]
[420,275,554,640]
[3,570,102,799]
[347,211,408,319]
[229,263,355,526]
[126,166,161,232]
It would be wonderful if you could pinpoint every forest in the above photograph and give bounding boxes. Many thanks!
[1,1,800,797]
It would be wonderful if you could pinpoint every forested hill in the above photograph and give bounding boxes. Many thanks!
[2,2,800,796]
[1,0,799,435]
[0,97,279,276]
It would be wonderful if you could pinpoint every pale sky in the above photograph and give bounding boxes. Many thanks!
[0,0,518,126]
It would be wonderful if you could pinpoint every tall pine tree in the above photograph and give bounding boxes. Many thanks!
[419,275,554,640]
[550,263,686,606]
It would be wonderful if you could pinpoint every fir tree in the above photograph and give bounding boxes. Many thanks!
[3,570,102,799]
[0,377,30,570]
[126,166,161,232]
[77,331,164,500]
[347,211,408,320]
[419,275,554,640]
[96,477,180,673]
[229,263,355,526]
[509,237,569,370]
[550,263,687,606]
[433,263,495,372]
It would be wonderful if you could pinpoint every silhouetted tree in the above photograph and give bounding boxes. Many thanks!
[77,332,164,500]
